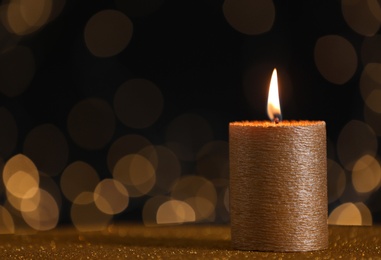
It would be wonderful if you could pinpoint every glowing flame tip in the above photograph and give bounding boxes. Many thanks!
[267,68,282,121]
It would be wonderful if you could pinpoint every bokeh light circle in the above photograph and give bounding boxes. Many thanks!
[84,9,133,57]
[19,187,41,213]
[67,98,115,150]
[114,79,163,129]
[60,161,100,203]
[6,187,39,215]
[156,200,195,225]
[361,35,381,64]
[369,0,381,22]
[19,0,52,29]
[222,0,275,35]
[6,172,39,199]
[342,0,381,36]
[21,189,59,231]
[39,174,62,212]
[352,155,381,194]
[0,206,14,234]
[328,202,372,226]
[49,0,66,22]
[3,154,39,199]
[355,202,373,225]
[327,159,346,203]
[107,134,153,173]
[3,0,53,35]
[364,105,381,136]
[113,154,156,197]
[171,175,217,222]
[314,35,357,84]
[142,195,170,226]
[359,63,381,102]
[365,89,381,113]
[71,192,112,232]
[337,120,377,170]
[93,178,129,215]
[145,145,181,196]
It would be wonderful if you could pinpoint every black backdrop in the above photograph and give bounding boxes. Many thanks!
[1,0,380,226]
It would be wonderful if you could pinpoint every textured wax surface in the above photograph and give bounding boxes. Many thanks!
[229,121,328,251]
[229,120,326,128]
[0,224,380,259]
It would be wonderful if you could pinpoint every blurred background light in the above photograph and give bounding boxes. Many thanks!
[2,0,52,36]
[341,0,381,36]
[337,120,378,171]
[3,154,39,200]
[60,161,100,203]
[156,200,195,225]
[361,36,381,64]
[71,191,112,232]
[364,105,381,136]
[328,202,372,226]
[145,145,181,196]
[0,206,14,234]
[93,178,129,215]
[84,9,133,58]
[107,134,153,174]
[222,0,275,35]
[0,0,380,230]
[360,63,381,104]
[142,195,170,226]
[171,175,217,222]
[352,155,381,194]
[327,159,346,203]
[21,188,59,231]
[314,35,357,85]
[113,154,156,197]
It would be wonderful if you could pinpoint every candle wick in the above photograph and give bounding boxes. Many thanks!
[273,114,282,124]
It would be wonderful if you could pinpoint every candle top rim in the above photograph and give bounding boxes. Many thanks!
[230,120,325,127]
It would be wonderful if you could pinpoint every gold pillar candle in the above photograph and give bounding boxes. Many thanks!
[229,69,328,251]
[229,120,328,251]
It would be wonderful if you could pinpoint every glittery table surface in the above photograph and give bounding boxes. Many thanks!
[0,224,380,259]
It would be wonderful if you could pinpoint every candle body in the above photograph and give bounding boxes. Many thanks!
[229,121,328,252]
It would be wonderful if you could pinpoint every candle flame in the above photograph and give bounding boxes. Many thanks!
[267,68,282,121]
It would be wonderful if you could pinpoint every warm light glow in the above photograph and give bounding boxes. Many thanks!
[267,68,281,121]
[171,175,217,222]
[156,200,195,224]
[328,202,372,226]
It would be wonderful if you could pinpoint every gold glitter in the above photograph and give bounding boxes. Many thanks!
[50,240,56,250]
[0,224,379,258]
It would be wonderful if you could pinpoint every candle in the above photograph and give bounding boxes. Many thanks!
[229,69,328,252]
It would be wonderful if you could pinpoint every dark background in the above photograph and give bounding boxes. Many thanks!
[1,0,380,229]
